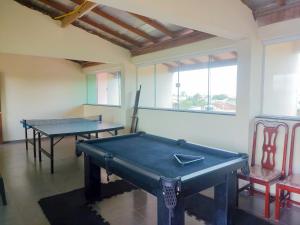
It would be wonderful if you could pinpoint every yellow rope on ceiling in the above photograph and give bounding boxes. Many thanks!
[54,0,89,20]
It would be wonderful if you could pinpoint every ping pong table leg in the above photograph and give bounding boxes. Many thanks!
[50,137,54,174]
[114,130,118,136]
[95,132,98,138]
[33,130,36,158]
[38,132,42,162]
[25,127,28,151]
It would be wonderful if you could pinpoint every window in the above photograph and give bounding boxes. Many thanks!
[86,70,121,106]
[136,51,238,113]
[263,40,300,117]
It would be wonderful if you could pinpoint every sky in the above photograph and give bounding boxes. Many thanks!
[172,65,237,98]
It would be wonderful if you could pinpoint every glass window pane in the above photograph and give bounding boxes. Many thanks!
[156,63,178,109]
[178,69,209,111]
[209,65,237,112]
[178,60,209,111]
[263,40,300,116]
[97,71,121,105]
[87,74,97,104]
[137,65,155,107]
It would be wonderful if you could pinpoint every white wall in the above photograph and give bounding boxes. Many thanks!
[0,53,86,141]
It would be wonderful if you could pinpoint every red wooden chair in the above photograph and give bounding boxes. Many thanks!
[238,120,289,218]
[275,122,300,220]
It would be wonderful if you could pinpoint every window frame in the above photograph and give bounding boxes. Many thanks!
[135,49,238,115]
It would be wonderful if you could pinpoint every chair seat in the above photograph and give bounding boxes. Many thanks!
[239,165,281,182]
[277,175,300,189]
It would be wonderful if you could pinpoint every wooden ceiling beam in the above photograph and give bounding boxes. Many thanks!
[129,13,175,38]
[277,0,286,6]
[254,1,300,26]
[68,59,104,68]
[38,0,141,47]
[174,58,237,72]
[211,55,221,61]
[253,1,299,17]
[70,0,158,43]
[80,16,142,47]
[175,28,195,37]
[75,23,131,49]
[189,58,202,64]
[231,51,238,58]
[162,63,176,70]
[38,0,70,12]
[82,62,104,68]
[131,32,214,56]
[176,61,186,67]
[61,1,99,27]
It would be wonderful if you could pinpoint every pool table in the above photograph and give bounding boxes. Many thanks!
[76,132,249,225]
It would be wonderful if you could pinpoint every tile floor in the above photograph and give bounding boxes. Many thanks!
[0,136,299,225]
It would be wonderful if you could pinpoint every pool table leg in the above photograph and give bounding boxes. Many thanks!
[157,192,184,225]
[214,172,236,225]
[84,154,101,201]
[50,137,54,174]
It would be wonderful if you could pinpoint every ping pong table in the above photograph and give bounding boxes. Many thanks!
[20,116,124,173]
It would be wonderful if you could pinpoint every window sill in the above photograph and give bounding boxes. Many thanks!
[139,107,236,116]
[84,104,122,108]
[256,115,300,122]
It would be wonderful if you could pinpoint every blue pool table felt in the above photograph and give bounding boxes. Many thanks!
[92,133,240,178]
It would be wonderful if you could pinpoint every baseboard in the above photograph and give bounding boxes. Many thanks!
[2,139,25,144]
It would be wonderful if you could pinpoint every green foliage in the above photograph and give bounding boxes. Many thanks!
[178,92,235,110]
[179,92,208,110]
[212,94,227,100]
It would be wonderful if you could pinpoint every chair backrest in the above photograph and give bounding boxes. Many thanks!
[251,120,289,177]
[288,123,300,176]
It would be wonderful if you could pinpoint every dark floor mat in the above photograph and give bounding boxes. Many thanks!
[185,194,274,225]
[38,180,137,225]
[39,180,274,225]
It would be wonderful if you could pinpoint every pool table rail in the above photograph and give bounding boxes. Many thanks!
[76,133,250,197]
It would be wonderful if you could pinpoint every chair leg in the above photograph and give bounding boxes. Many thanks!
[264,184,270,218]
[0,178,7,205]
[249,181,254,196]
[236,176,239,207]
[286,192,291,208]
[280,190,286,208]
[275,185,281,220]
